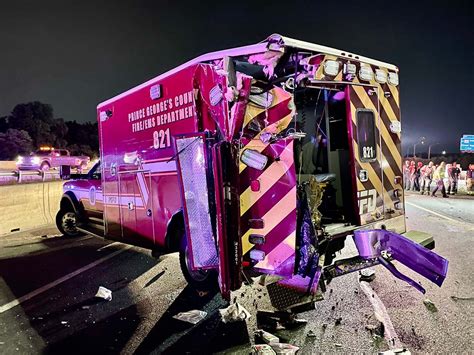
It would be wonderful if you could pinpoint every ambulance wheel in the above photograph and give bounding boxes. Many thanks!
[178,230,218,292]
[56,209,83,237]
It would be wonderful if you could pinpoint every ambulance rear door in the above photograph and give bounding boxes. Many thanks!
[346,85,384,225]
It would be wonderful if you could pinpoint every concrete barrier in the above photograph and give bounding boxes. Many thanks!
[0,181,64,235]
[0,161,17,170]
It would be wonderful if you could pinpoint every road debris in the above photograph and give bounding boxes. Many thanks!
[172,310,207,324]
[423,298,438,312]
[219,302,251,323]
[251,344,276,354]
[255,329,279,344]
[366,322,385,337]
[335,317,342,326]
[360,268,376,282]
[95,286,112,301]
[450,295,474,302]
[379,348,412,354]
[270,343,299,354]
[307,330,317,338]
[334,343,342,348]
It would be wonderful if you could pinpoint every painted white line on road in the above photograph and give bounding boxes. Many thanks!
[0,245,132,314]
[97,241,121,251]
[359,281,403,349]
[406,201,465,224]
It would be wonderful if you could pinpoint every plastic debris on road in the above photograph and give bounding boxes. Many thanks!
[219,302,251,323]
[251,344,276,355]
[270,343,300,354]
[255,329,279,344]
[360,268,376,282]
[379,349,411,355]
[423,298,438,312]
[172,310,207,324]
[95,286,112,301]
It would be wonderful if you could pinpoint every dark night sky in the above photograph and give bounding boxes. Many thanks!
[1,1,472,153]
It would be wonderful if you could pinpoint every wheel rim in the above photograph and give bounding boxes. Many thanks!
[61,212,78,234]
[185,245,209,282]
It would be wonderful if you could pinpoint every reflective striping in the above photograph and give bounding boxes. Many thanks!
[255,231,296,270]
[242,186,297,254]
[387,83,400,107]
[243,104,265,127]
[240,142,294,215]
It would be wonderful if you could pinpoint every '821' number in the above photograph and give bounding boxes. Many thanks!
[362,146,375,159]
[153,128,171,149]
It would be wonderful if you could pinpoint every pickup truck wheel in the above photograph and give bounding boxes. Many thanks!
[56,209,83,237]
[40,162,50,171]
[178,229,218,292]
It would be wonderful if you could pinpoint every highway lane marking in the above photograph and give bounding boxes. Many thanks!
[406,201,471,225]
[359,280,403,349]
[0,245,132,314]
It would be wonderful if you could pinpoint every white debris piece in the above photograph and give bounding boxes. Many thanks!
[379,349,411,355]
[255,329,279,344]
[95,286,113,301]
[270,343,300,354]
[251,344,276,355]
[219,302,251,323]
[172,310,207,324]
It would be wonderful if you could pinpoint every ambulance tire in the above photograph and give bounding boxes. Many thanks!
[178,229,218,292]
[56,208,84,237]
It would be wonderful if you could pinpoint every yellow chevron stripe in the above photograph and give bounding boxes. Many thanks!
[240,141,294,215]
[241,185,296,254]
[243,103,265,127]
[379,93,401,140]
[255,230,296,270]
[387,84,400,108]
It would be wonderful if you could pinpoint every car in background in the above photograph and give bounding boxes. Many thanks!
[16,147,90,172]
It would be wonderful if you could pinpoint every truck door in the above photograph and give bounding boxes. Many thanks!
[346,85,384,225]
[118,169,155,247]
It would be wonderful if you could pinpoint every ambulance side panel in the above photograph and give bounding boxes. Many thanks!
[98,65,201,248]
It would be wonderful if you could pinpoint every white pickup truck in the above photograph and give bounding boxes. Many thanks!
[16,148,90,172]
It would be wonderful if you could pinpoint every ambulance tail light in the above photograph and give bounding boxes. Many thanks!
[175,135,218,269]
[359,66,374,82]
[323,60,340,76]
[388,72,399,86]
[241,149,268,170]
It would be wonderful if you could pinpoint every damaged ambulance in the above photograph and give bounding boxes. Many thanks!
[56,34,448,310]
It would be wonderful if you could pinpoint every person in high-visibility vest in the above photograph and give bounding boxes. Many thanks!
[431,162,448,198]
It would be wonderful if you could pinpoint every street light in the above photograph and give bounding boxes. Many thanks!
[428,142,440,160]
[413,137,426,158]
[442,150,446,155]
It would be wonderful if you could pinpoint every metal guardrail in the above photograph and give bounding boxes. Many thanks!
[0,170,61,184]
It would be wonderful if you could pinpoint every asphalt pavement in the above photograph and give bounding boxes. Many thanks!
[0,194,472,354]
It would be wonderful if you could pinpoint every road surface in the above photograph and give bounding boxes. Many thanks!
[0,194,472,354]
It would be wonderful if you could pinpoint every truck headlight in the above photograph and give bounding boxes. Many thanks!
[32,157,41,164]
[16,156,23,164]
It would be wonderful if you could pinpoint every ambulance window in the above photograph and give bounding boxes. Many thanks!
[356,109,377,162]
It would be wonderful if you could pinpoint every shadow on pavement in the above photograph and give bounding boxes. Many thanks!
[0,235,159,354]
[135,286,250,354]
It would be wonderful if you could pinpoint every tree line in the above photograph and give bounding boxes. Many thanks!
[0,101,99,160]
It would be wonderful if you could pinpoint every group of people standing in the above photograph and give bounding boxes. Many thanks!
[403,160,461,198]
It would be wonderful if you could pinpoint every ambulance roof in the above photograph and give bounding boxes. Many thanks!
[98,34,398,108]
